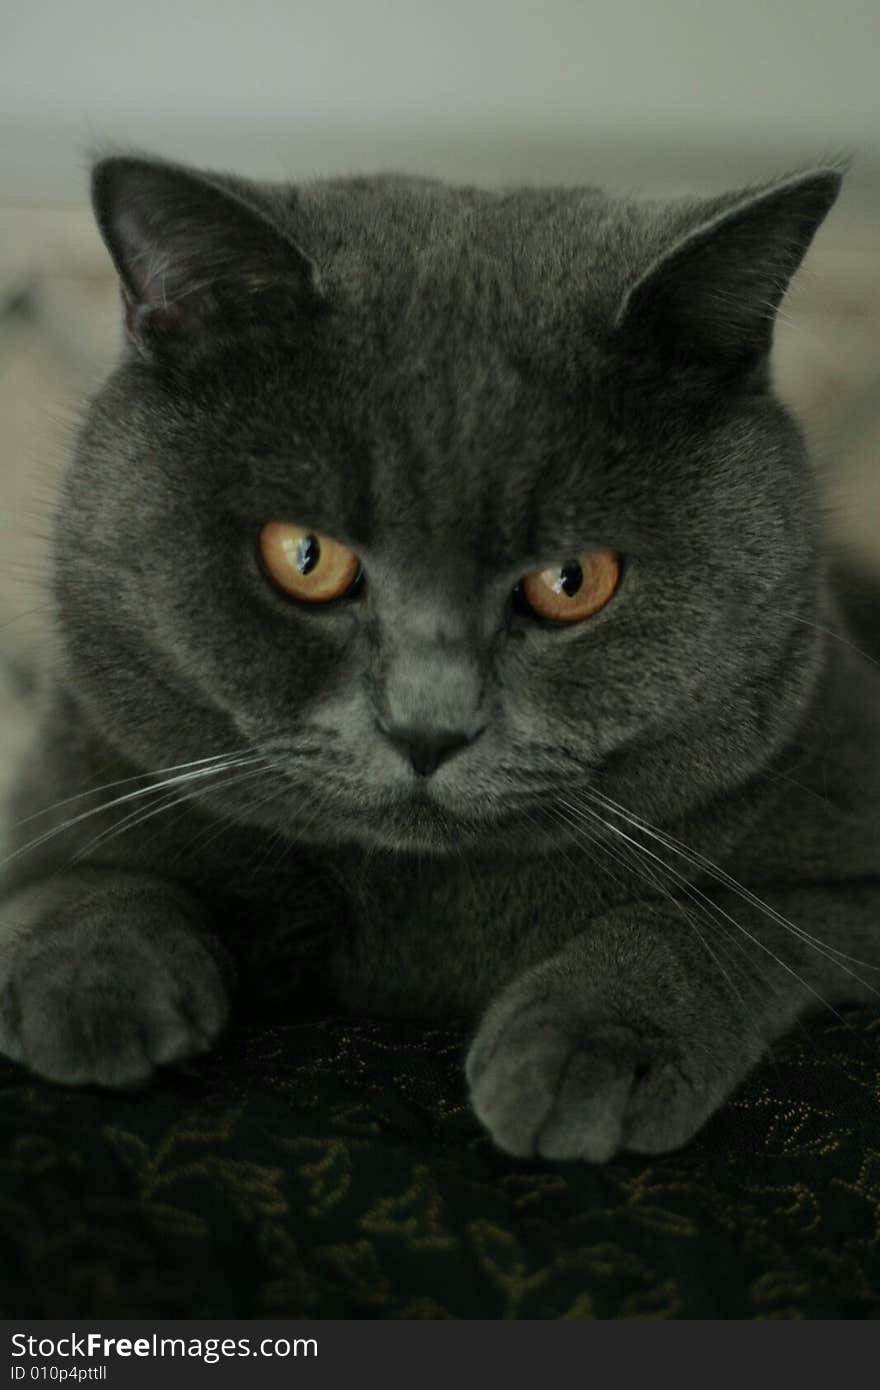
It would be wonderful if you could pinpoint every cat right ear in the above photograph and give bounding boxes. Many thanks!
[91,155,320,353]
[611,168,843,377]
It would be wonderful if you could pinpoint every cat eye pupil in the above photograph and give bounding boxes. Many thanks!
[296,534,320,575]
[259,522,362,605]
[558,561,583,598]
[516,547,620,624]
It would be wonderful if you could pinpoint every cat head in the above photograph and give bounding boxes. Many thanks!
[57,154,841,853]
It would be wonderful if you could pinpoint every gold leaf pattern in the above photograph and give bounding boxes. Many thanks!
[2,1007,880,1318]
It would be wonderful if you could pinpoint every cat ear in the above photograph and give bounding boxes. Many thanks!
[613,169,843,373]
[91,155,320,351]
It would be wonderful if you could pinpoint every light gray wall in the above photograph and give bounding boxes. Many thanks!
[4,1,880,200]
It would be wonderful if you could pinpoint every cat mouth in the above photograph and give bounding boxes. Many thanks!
[259,759,538,853]
[326,782,540,854]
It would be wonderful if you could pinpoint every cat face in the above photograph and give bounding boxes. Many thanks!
[57,159,840,853]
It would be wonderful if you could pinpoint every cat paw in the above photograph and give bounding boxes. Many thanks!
[466,998,738,1162]
[0,892,230,1089]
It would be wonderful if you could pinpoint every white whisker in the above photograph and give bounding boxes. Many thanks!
[69,762,274,867]
[586,785,880,985]
[1,755,263,876]
[11,749,255,829]
[558,793,857,1021]
[554,797,767,1021]
[773,609,880,671]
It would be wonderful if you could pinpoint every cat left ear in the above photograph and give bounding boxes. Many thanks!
[613,168,843,373]
[91,155,320,352]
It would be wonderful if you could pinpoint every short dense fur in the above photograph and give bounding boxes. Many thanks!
[1,155,878,1161]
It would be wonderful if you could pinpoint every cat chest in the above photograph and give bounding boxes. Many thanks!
[324,857,590,1021]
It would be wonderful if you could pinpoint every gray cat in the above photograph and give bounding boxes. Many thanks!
[1,154,878,1163]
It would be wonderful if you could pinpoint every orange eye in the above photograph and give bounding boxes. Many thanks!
[259,522,361,603]
[518,548,620,624]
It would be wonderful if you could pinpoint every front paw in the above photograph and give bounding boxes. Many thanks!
[466,993,753,1163]
[0,879,231,1089]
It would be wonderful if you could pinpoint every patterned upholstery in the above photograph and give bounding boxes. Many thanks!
[3,1007,880,1318]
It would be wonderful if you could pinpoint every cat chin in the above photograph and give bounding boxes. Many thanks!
[282,799,560,858]
[279,802,471,856]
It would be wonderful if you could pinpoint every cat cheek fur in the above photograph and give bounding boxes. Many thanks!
[2,155,879,1163]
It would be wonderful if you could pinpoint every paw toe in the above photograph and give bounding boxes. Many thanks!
[535,1051,633,1162]
[470,1025,578,1157]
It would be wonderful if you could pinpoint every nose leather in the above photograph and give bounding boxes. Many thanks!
[382,724,481,777]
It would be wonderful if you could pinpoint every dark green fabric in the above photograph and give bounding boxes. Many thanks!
[3,1007,880,1318]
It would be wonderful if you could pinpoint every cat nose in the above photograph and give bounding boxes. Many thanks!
[379,723,484,777]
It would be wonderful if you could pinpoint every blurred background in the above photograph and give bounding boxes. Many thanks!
[1,1,878,743]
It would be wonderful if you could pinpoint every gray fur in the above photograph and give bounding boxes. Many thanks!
[1,154,877,1161]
